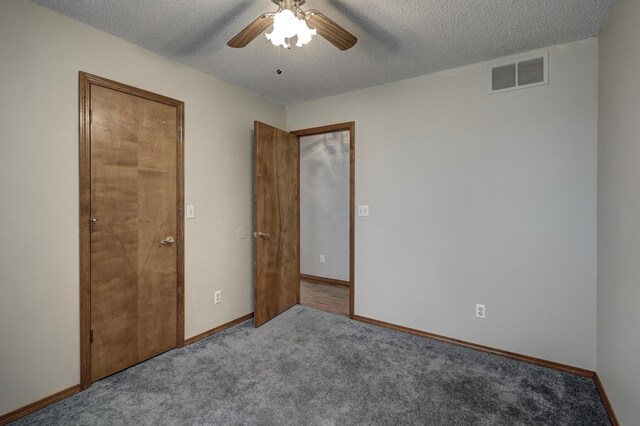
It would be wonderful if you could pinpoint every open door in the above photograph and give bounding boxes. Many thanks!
[253,121,300,326]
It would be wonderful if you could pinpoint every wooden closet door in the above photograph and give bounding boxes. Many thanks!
[90,84,178,381]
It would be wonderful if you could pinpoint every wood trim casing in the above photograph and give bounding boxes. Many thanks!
[184,313,254,346]
[297,131,301,306]
[300,274,350,288]
[0,385,81,425]
[175,98,185,348]
[354,315,619,424]
[79,72,91,390]
[292,122,355,319]
[594,373,620,425]
[175,100,185,348]
[79,72,185,389]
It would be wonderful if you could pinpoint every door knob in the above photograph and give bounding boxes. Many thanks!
[253,231,271,239]
[161,236,175,246]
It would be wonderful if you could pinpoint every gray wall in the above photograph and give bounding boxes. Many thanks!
[288,39,598,370]
[0,0,612,417]
[0,0,285,416]
[300,132,350,281]
[597,0,640,422]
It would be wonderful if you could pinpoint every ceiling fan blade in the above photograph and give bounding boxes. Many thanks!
[228,13,274,48]
[305,10,357,51]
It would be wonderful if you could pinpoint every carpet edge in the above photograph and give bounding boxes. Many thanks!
[353,314,621,425]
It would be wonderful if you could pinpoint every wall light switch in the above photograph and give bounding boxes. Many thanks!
[358,205,369,217]
[186,204,195,219]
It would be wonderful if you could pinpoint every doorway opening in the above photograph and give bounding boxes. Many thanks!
[252,121,354,326]
[293,123,355,318]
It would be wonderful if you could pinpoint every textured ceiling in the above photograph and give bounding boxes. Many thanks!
[32,0,613,105]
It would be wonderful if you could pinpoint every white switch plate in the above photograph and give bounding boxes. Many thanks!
[186,204,195,219]
[320,255,325,263]
[214,290,221,304]
[358,205,369,217]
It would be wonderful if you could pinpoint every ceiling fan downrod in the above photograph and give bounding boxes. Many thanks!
[272,0,307,11]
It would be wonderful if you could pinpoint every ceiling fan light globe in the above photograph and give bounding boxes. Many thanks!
[272,9,299,39]
[294,32,313,47]
[266,30,289,48]
[295,19,316,46]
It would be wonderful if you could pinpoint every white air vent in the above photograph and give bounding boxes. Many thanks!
[489,53,548,94]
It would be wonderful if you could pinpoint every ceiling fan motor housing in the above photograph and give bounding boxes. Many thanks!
[273,0,306,12]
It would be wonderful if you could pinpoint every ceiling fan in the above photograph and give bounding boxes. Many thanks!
[227,0,357,51]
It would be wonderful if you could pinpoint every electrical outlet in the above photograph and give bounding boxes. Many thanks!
[320,255,325,263]
[214,290,222,304]
[476,304,486,319]
[357,205,369,217]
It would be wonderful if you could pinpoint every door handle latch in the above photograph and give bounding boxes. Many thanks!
[253,231,271,239]
[161,236,175,246]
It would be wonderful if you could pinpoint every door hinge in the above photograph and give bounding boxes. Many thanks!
[89,109,93,125]
[90,329,94,344]
[90,217,97,232]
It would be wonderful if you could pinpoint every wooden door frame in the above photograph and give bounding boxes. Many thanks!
[292,122,355,318]
[79,72,185,389]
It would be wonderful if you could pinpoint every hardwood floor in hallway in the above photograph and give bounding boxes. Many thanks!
[300,280,349,316]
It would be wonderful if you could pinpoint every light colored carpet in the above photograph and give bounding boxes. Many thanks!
[13,305,609,425]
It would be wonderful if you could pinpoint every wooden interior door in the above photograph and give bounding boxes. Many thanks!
[253,121,300,327]
[87,79,183,381]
